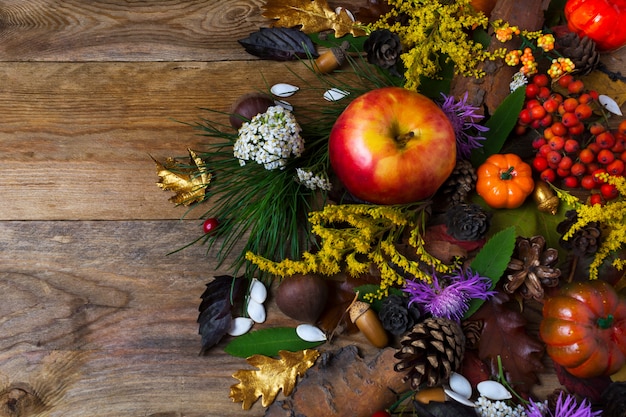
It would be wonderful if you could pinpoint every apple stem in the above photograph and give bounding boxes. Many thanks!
[395,131,415,147]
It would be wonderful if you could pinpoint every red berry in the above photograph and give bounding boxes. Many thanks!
[592,168,607,183]
[607,159,625,176]
[589,193,604,206]
[596,131,616,149]
[533,73,550,87]
[371,412,392,417]
[597,149,615,165]
[558,74,574,89]
[562,97,579,113]
[202,218,219,234]
[621,150,626,163]
[567,122,585,136]
[547,150,562,164]
[563,175,579,188]
[619,120,626,135]
[525,83,540,98]
[538,86,551,100]
[589,90,599,100]
[578,93,593,104]
[581,175,596,190]
[515,124,528,135]
[561,111,579,127]
[578,148,595,164]
[539,143,553,157]
[548,136,565,151]
[600,183,619,200]
[532,136,547,149]
[570,162,586,177]
[556,167,571,178]
[540,114,553,127]
[526,99,542,109]
[518,109,532,125]
[568,79,585,94]
[589,122,607,136]
[564,139,580,153]
[574,103,593,120]
[543,98,559,114]
[532,155,549,172]
[558,155,574,170]
[611,137,625,153]
[550,122,567,136]
[540,168,556,183]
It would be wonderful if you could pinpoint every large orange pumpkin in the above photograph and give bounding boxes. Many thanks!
[565,0,626,51]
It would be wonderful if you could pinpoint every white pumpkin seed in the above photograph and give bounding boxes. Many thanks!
[476,380,512,400]
[270,83,300,98]
[335,6,355,21]
[227,317,254,336]
[599,94,623,116]
[274,99,293,111]
[296,324,327,342]
[448,372,472,399]
[249,278,267,304]
[323,88,350,102]
[247,298,266,323]
[444,388,476,408]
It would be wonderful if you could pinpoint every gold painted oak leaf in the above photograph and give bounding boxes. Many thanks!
[153,149,211,206]
[262,0,366,38]
[230,349,320,410]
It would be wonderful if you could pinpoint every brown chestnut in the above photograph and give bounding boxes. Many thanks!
[229,92,274,129]
[275,274,329,323]
[349,301,388,348]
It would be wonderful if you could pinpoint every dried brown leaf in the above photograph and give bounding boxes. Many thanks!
[230,349,320,410]
[472,291,545,393]
[153,149,210,206]
[262,0,366,38]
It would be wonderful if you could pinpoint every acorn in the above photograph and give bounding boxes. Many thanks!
[275,274,329,323]
[533,180,560,215]
[229,92,274,129]
[313,41,349,74]
[349,301,388,348]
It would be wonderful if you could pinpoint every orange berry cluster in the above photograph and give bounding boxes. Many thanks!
[516,74,626,205]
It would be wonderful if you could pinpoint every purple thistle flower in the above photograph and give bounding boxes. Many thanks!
[403,268,495,322]
[439,92,489,160]
[526,392,601,417]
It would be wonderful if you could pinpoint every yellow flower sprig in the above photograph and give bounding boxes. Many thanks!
[371,0,504,91]
[557,173,626,279]
[246,202,454,299]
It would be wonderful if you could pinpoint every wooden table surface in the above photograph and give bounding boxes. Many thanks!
[1,1,624,416]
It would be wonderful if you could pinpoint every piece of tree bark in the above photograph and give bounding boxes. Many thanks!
[264,345,409,417]
[450,0,548,114]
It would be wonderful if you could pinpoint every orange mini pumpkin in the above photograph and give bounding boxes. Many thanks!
[476,153,535,209]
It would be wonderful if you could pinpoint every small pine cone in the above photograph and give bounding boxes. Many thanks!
[445,203,491,241]
[394,317,465,389]
[439,159,477,205]
[602,382,626,417]
[461,319,483,350]
[557,210,602,257]
[555,31,601,75]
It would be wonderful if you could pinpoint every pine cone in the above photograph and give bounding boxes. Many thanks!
[505,235,561,301]
[445,203,491,241]
[461,319,483,350]
[602,382,626,417]
[394,317,465,389]
[555,31,601,75]
[439,159,477,206]
[557,210,601,257]
[363,29,402,71]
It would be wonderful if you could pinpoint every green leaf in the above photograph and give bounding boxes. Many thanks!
[418,55,454,99]
[224,327,324,358]
[471,86,527,167]
[464,226,516,319]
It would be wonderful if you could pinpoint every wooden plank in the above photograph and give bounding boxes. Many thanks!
[0,219,262,416]
[0,0,267,62]
[0,0,367,62]
[0,60,342,221]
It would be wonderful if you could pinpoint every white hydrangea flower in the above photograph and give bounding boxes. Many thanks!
[295,168,332,191]
[510,71,528,93]
[234,105,304,170]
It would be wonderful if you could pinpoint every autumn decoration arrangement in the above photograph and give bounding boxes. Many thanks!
[153,0,626,416]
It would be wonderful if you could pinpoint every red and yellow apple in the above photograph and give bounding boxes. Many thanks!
[329,86,457,205]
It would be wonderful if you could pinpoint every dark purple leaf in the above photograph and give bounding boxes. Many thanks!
[197,275,247,354]
[238,27,318,61]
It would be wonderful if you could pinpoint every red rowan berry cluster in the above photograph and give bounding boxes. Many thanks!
[516,73,626,205]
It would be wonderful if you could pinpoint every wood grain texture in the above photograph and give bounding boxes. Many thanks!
[0,60,335,221]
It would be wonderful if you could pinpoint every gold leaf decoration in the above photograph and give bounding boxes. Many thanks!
[229,349,320,409]
[580,71,626,110]
[153,149,211,206]
[262,0,366,38]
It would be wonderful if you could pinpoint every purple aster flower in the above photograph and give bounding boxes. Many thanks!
[403,268,495,322]
[439,92,489,160]
[526,392,601,417]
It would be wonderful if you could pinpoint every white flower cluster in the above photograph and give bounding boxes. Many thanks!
[234,105,304,170]
[510,71,528,93]
[295,168,332,191]
[475,396,547,417]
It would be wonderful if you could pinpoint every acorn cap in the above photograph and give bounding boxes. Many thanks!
[349,301,370,323]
